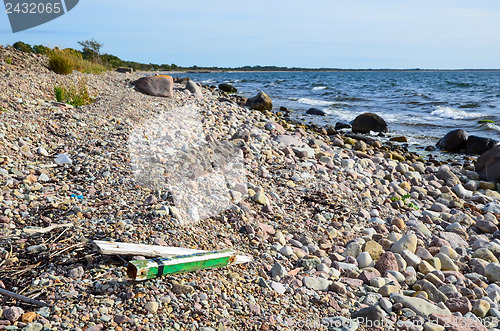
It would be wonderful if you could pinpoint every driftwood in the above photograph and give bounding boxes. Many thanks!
[0,288,49,307]
[93,240,204,258]
[23,223,73,234]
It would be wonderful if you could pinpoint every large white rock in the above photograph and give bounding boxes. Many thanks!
[302,276,331,291]
[453,184,473,199]
[391,234,417,254]
[55,153,72,164]
[486,263,500,283]
[390,293,451,318]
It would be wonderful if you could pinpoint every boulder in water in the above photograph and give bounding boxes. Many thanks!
[136,75,174,97]
[466,136,499,155]
[306,108,326,116]
[245,91,272,111]
[436,129,469,152]
[351,113,388,134]
[475,145,500,183]
[219,83,237,93]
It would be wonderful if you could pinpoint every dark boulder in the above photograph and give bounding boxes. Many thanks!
[390,136,408,143]
[219,83,237,93]
[135,75,174,97]
[466,136,499,155]
[351,113,388,134]
[476,145,500,183]
[174,77,190,84]
[436,129,469,152]
[245,91,272,111]
[116,67,133,73]
[306,108,326,116]
[325,126,338,135]
[335,122,351,130]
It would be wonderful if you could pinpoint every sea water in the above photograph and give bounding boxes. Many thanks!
[169,71,500,147]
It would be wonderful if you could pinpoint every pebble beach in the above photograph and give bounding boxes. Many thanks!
[1,47,500,331]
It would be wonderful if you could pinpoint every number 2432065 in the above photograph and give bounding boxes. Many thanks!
[5,2,62,14]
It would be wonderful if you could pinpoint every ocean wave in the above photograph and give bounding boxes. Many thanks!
[446,81,473,87]
[430,106,481,120]
[201,79,217,84]
[485,122,500,133]
[312,86,327,90]
[296,97,333,106]
[458,102,480,109]
[335,96,366,102]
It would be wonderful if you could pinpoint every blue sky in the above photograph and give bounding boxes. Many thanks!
[1,0,500,68]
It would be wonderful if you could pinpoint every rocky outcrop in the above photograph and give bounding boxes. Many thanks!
[351,113,388,134]
[245,91,272,111]
[135,75,174,97]
[466,136,498,155]
[306,108,326,116]
[436,129,469,152]
[219,83,237,93]
[475,145,500,183]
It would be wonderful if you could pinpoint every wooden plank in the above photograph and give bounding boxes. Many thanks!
[93,240,204,258]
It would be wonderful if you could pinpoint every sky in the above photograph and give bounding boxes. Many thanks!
[1,0,500,69]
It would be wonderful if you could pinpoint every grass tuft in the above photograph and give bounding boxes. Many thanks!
[54,77,95,107]
[5,57,12,65]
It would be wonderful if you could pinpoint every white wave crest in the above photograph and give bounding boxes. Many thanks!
[297,97,332,106]
[312,86,327,90]
[430,106,480,120]
[486,122,500,132]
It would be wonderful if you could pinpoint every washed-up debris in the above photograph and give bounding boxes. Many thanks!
[93,240,204,257]
[54,153,72,164]
[23,223,73,234]
[93,241,253,280]
[0,288,49,307]
[127,249,253,281]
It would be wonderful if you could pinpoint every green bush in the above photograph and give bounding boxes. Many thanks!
[54,77,95,107]
[33,45,51,54]
[49,49,74,74]
[6,58,12,65]
[13,41,33,53]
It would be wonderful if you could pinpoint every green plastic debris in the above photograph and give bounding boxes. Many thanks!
[127,249,251,281]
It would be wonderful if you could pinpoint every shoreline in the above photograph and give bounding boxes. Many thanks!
[150,69,500,74]
[150,70,500,151]
[1,47,500,330]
